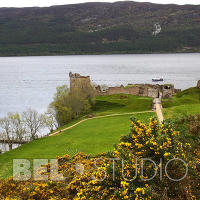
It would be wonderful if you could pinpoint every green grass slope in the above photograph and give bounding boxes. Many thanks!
[0,94,154,178]
[163,87,200,118]
[92,94,153,115]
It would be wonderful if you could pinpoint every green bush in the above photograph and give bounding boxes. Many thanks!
[50,85,96,127]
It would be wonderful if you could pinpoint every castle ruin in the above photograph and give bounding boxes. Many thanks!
[69,72,180,98]
[69,72,92,92]
[95,83,179,98]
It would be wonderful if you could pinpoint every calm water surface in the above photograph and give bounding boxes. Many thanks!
[0,53,199,118]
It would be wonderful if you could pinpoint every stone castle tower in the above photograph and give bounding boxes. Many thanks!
[69,72,92,92]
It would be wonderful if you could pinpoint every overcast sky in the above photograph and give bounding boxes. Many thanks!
[0,0,199,8]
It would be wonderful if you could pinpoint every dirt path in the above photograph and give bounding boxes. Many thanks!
[155,98,164,124]
[50,110,155,137]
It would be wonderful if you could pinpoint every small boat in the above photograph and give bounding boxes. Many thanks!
[152,77,164,82]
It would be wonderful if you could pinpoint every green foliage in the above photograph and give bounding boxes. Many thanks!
[50,85,95,127]
[166,114,200,195]
[0,2,200,56]
[169,114,200,147]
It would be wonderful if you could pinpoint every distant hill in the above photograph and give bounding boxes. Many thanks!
[0,1,200,56]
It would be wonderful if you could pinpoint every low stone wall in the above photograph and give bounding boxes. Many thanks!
[126,87,140,95]
[107,86,126,95]
[96,84,180,99]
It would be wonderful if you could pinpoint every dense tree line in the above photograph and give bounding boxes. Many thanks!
[0,1,200,55]
[0,25,199,56]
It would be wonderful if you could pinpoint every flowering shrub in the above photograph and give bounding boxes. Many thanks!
[0,117,199,200]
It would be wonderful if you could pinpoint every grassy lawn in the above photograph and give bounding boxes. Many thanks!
[162,87,200,108]
[92,94,153,115]
[0,112,155,178]
[164,104,200,119]
[52,94,153,132]
[163,87,200,119]
[1,89,199,179]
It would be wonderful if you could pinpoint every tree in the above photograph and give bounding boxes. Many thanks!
[54,85,69,101]
[0,113,28,151]
[49,84,95,127]
[22,109,44,140]
[0,117,14,150]
[43,108,59,133]
[50,85,72,127]
[8,113,27,142]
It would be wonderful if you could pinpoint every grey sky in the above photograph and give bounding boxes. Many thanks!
[0,0,199,8]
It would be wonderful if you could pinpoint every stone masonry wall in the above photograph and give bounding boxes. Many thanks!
[105,86,140,96]
[69,72,91,92]
[69,72,180,99]
[97,84,179,98]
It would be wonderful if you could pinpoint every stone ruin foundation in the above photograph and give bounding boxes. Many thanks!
[69,72,181,99]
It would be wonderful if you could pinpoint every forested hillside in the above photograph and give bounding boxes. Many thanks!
[0,1,200,56]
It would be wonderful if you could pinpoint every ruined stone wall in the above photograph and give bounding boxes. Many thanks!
[148,88,159,98]
[162,85,175,98]
[69,72,179,99]
[138,84,160,98]
[142,86,149,97]
[96,86,140,96]
[107,86,126,95]
[126,87,140,95]
[95,83,178,98]
[96,84,160,97]
[69,72,91,92]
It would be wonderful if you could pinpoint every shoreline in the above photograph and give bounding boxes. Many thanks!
[0,51,200,58]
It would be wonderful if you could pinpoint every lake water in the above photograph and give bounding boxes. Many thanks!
[0,53,200,118]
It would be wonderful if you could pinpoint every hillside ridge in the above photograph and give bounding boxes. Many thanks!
[0,1,200,56]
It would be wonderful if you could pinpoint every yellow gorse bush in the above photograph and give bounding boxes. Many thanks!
[0,117,198,200]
